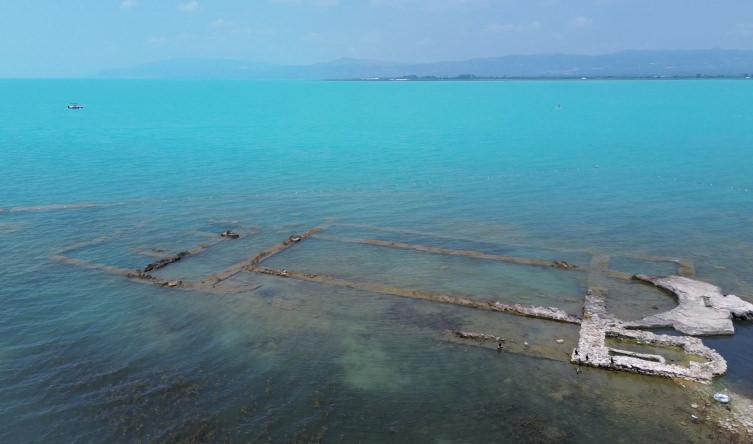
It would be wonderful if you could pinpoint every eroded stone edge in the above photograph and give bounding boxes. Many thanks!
[627,275,753,336]
[571,288,727,383]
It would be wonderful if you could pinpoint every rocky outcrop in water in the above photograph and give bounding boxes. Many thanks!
[50,222,753,385]
[628,275,753,335]
[570,287,727,383]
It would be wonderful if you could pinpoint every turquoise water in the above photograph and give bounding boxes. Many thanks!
[2,79,753,442]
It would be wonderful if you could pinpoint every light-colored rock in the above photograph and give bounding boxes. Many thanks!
[52,224,749,386]
[629,275,753,335]
[715,393,731,404]
[571,287,727,383]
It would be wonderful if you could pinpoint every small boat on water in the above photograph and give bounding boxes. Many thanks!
[67,103,85,110]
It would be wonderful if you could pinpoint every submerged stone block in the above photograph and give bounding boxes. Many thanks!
[571,287,728,383]
[628,275,753,335]
[51,221,747,384]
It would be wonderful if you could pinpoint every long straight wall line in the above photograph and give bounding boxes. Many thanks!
[251,267,581,324]
[332,223,593,254]
[51,254,258,295]
[332,223,693,278]
[314,234,583,271]
[318,234,635,282]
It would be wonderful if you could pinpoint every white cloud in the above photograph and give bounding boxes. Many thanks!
[208,18,253,35]
[568,16,593,29]
[303,32,324,42]
[147,36,169,47]
[485,21,542,34]
[269,0,339,6]
[209,18,229,29]
[178,1,200,12]
[120,0,137,9]
[370,0,490,10]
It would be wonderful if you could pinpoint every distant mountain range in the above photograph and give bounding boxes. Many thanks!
[98,50,753,80]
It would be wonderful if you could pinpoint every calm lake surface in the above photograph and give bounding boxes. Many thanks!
[2,79,753,442]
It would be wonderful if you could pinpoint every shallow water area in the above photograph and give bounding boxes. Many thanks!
[264,237,588,313]
[604,278,679,321]
[2,79,753,442]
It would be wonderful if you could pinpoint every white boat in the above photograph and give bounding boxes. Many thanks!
[67,103,85,110]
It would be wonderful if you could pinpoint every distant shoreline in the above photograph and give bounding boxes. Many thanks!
[2,76,752,82]
[330,74,753,82]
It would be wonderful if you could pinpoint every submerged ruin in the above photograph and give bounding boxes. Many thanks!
[50,221,753,384]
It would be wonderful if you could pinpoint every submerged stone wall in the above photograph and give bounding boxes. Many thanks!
[50,221,753,384]
[628,275,753,335]
[570,287,727,383]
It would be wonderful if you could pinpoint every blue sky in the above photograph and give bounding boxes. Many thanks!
[1,0,753,77]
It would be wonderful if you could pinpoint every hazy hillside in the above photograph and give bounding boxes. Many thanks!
[99,50,753,79]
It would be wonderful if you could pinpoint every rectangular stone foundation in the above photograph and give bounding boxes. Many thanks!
[51,220,724,383]
[571,289,726,383]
